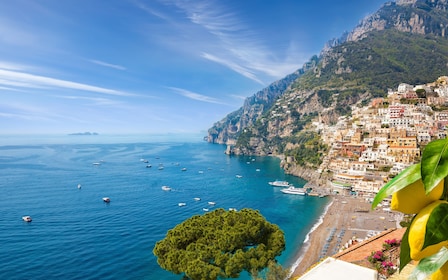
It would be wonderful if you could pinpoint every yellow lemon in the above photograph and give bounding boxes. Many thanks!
[431,261,448,280]
[391,179,444,214]
[409,200,448,260]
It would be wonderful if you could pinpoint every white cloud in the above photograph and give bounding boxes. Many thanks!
[0,69,135,96]
[168,87,224,104]
[89,59,127,71]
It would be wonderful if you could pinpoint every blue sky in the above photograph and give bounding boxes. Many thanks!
[0,0,387,135]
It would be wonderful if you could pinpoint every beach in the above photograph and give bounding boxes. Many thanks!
[289,195,400,278]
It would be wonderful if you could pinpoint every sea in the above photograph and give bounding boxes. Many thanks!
[0,134,329,280]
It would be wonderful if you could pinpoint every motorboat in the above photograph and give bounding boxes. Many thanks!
[146,164,152,168]
[235,175,243,178]
[77,184,81,189]
[228,208,237,211]
[208,201,216,205]
[22,216,32,222]
[161,186,171,191]
[268,180,290,187]
[280,186,307,195]
[193,197,201,201]
[102,197,111,203]
[203,208,209,212]
[178,202,186,207]
[181,168,187,171]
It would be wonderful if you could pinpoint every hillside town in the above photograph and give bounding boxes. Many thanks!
[310,76,448,197]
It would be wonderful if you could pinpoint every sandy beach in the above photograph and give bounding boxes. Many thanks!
[288,195,400,279]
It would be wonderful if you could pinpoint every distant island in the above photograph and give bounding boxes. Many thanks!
[68,132,99,136]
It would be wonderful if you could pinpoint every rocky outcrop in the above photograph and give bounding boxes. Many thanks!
[346,0,448,42]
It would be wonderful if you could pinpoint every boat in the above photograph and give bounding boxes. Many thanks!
[22,216,32,222]
[235,175,243,178]
[161,186,171,191]
[92,162,101,166]
[178,202,186,207]
[203,208,209,212]
[158,166,164,170]
[181,168,187,171]
[229,208,237,211]
[146,164,152,168]
[193,197,201,201]
[268,180,290,187]
[102,197,111,203]
[77,184,81,189]
[280,186,307,195]
[208,201,216,205]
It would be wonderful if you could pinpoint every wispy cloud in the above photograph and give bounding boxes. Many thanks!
[202,52,264,85]
[0,69,134,96]
[168,87,224,104]
[89,59,127,71]
[159,0,301,82]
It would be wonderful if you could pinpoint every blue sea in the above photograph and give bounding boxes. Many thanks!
[0,134,329,280]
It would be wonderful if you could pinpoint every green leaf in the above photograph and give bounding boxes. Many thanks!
[372,163,421,209]
[400,225,412,272]
[421,138,448,193]
[423,202,448,249]
[409,247,448,280]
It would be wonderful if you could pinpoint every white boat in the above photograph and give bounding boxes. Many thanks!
[208,201,216,205]
[102,197,111,203]
[235,175,243,178]
[193,197,201,201]
[22,216,32,222]
[181,168,187,171]
[268,180,290,187]
[280,186,307,195]
[178,202,186,207]
[161,186,171,191]
[229,208,237,211]
[203,208,209,212]
[77,184,81,189]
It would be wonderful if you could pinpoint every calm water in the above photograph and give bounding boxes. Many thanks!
[0,135,328,280]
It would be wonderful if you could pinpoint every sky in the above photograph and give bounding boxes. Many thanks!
[0,0,388,135]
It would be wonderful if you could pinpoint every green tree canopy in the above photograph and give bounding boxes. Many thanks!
[153,208,285,280]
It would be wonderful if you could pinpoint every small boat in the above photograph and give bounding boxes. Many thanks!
[22,216,32,222]
[193,197,201,201]
[181,168,187,171]
[146,164,152,168]
[280,186,307,195]
[229,208,237,211]
[92,162,101,166]
[77,184,81,189]
[161,186,171,191]
[198,170,204,174]
[102,197,111,203]
[255,169,261,172]
[203,208,209,212]
[208,201,216,205]
[158,166,164,170]
[178,202,186,207]
[235,175,243,178]
[268,180,290,187]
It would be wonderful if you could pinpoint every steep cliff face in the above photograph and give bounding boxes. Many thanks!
[347,0,448,42]
[206,64,313,144]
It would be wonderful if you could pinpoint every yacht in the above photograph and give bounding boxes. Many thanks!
[161,186,171,191]
[22,216,32,222]
[280,186,307,195]
[268,180,290,187]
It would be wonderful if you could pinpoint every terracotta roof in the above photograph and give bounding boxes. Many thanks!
[333,228,406,264]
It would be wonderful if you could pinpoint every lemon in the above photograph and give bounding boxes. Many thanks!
[408,200,448,260]
[391,179,444,214]
[431,261,448,280]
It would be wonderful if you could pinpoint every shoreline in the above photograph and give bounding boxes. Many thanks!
[287,195,399,278]
[287,198,334,278]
